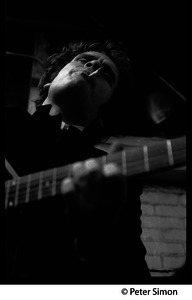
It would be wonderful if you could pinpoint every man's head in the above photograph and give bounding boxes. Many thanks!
[36,41,131,127]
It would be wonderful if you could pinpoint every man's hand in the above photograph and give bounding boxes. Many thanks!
[60,142,127,221]
[61,159,125,208]
[60,151,127,259]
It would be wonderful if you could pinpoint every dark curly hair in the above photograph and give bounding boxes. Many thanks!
[36,40,131,106]
[35,40,132,140]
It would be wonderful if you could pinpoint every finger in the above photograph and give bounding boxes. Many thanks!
[84,158,103,182]
[103,162,122,177]
[84,158,100,171]
[61,177,74,194]
[102,162,127,206]
[72,162,85,178]
[73,159,103,211]
[71,162,88,189]
[73,159,103,188]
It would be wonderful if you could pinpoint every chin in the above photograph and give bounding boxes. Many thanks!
[51,83,94,125]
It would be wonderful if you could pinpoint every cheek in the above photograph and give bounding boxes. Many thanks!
[52,62,77,84]
[96,83,113,105]
[52,70,70,85]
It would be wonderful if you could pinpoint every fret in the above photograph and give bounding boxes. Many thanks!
[38,171,43,200]
[122,149,127,175]
[5,180,11,209]
[14,177,20,207]
[26,174,31,203]
[166,139,174,166]
[28,172,40,202]
[143,145,150,172]
[54,165,69,196]
[16,177,27,205]
[51,168,57,196]
[39,169,52,199]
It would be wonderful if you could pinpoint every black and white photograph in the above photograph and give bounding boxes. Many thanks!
[4,0,188,294]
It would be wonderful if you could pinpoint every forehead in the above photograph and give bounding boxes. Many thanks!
[73,51,119,74]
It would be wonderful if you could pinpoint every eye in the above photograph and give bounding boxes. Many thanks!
[77,57,88,63]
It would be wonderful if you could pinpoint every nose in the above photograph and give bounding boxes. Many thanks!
[84,60,101,71]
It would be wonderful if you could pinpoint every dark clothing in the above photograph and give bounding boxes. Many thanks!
[5,105,150,283]
[5,105,105,178]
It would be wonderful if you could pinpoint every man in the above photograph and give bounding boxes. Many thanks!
[5,41,150,283]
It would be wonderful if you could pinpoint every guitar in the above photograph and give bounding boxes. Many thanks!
[5,136,186,210]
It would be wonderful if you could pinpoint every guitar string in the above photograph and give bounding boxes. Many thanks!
[4,144,163,191]
[5,153,146,203]
[6,145,184,200]
[5,135,185,192]
[5,141,185,205]
[6,155,184,206]
[6,146,185,202]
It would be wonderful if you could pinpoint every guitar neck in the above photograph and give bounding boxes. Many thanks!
[5,136,186,210]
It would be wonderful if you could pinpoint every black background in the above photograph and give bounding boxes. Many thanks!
[5,0,188,96]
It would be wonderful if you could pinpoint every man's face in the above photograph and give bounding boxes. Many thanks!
[45,51,119,126]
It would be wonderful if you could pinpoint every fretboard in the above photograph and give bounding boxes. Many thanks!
[5,136,186,210]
